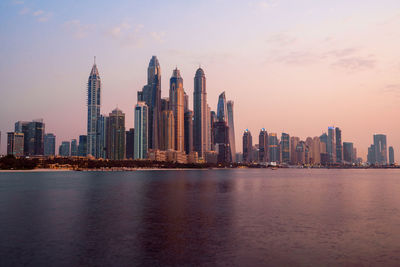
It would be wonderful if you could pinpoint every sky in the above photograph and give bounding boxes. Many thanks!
[1,0,400,160]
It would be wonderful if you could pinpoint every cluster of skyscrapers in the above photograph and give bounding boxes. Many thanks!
[67,56,237,164]
[4,56,396,167]
[242,127,395,166]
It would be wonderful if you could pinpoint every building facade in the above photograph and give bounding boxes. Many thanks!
[169,68,184,151]
[106,108,126,160]
[44,133,56,156]
[134,102,148,159]
[7,132,24,157]
[193,68,209,158]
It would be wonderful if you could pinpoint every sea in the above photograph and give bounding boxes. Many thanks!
[1,169,400,266]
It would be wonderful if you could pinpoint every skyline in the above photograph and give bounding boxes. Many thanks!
[1,1,400,158]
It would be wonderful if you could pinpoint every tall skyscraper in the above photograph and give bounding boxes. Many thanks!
[227,101,236,162]
[15,120,45,156]
[169,68,184,151]
[193,67,208,158]
[184,110,193,154]
[138,56,161,150]
[44,133,56,156]
[343,142,354,164]
[259,129,268,163]
[327,127,336,163]
[335,127,342,164]
[7,132,24,157]
[87,59,101,157]
[126,128,135,159]
[217,92,228,122]
[269,133,279,163]
[71,139,78,156]
[59,141,70,157]
[78,135,87,157]
[290,136,300,164]
[106,108,126,160]
[373,134,387,165]
[96,115,107,159]
[213,92,231,163]
[367,144,376,164]
[134,102,148,159]
[281,133,290,163]
[243,129,252,163]
[389,146,395,165]
[160,110,175,151]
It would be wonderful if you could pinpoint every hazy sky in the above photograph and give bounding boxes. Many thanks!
[1,0,400,159]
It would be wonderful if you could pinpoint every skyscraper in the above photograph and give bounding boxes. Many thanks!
[373,134,387,165]
[227,101,236,162]
[327,127,336,164]
[7,132,24,157]
[44,133,56,156]
[59,141,70,157]
[269,133,279,163]
[134,102,148,159]
[169,68,184,151]
[160,110,175,151]
[343,142,354,164]
[290,136,300,164]
[15,120,45,156]
[367,144,376,164]
[217,92,228,122]
[78,135,87,157]
[106,108,126,160]
[87,59,101,157]
[138,56,161,150]
[193,67,208,158]
[96,115,107,159]
[281,133,290,164]
[259,129,268,163]
[335,127,342,164]
[184,111,193,154]
[243,129,252,163]
[71,139,78,156]
[389,146,395,165]
[126,128,135,159]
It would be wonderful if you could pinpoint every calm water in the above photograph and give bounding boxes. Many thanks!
[1,169,400,266]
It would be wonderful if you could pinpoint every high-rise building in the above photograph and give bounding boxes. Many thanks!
[70,139,78,156]
[96,115,107,159]
[15,120,45,156]
[134,102,148,159]
[7,132,24,157]
[343,142,354,164]
[327,127,336,163]
[217,92,228,122]
[78,135,87,157]
[87,59,101,157]
[227,101,236,162]
[169,68,184,151]
[281,133,290,164]
[160,110,175,151]
[259,129,268,163]
[269,133,279,163]
[295,141,307,165]
[59,141,70,157]
[184,111,193,154]
[106,108,126,160]
[373,134,387,165]
[389,146,395,165]
[138,56,161,150]
[44,133,56,156]
[193,67,208,158]
[367,144,376,164]
[213,92,231,163]
[184,92,189,112]
[243,129,252,163]
[310,136,322,164]
[126,128,135,159]
[290,136,300,164]
[335,127,342,164]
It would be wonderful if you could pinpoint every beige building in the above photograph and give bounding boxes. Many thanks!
[160,110,175,151]
[169,68,185,152]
